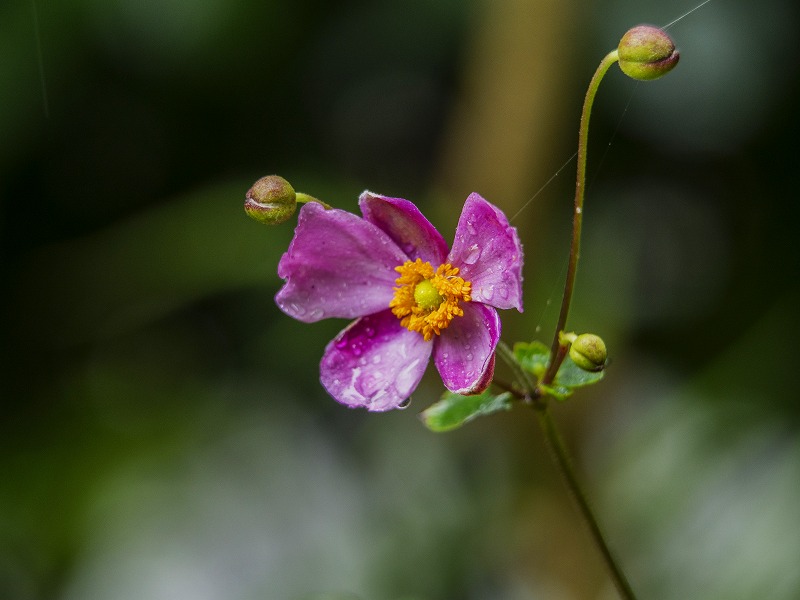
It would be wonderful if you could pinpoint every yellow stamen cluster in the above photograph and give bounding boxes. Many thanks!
[389,258,472,341]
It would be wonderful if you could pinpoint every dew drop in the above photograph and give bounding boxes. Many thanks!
[467,220,477,236]
[462,244,481,265]
[290,303,306,316]
[335,338,348,349]
[466,353,474,361]
[372,355,382,364]
[365,326,376,338]
[497,285,509,299]
[481,286,494,301]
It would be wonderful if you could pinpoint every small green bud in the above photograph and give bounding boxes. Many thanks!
[617,25,679,81]
[244,175,297,225]
[569,333,607,372]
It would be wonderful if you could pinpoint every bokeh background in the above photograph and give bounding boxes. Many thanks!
[2,0,799,599]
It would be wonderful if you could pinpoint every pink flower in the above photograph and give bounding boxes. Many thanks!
[276,191,523,411]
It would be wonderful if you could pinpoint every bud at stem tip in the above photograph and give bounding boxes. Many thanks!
[244,175,297,225]
[617,25,679,81]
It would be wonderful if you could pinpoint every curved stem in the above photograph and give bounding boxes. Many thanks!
[542,50,619,386]
[517,49,636,599]
[296,192,332,210]
[535,406,637,600]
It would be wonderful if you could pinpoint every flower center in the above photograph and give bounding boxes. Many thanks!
[389,258,472,341]
[413,280,444,310]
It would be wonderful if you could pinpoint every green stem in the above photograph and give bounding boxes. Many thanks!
[497,347,637,599]
[520,49,636,599]
[534,405,637,600]
[542,50,619,387]
[496,341,538,400]
[296,192,332,210]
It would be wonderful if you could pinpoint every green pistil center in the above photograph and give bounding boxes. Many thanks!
[413,280,444,310]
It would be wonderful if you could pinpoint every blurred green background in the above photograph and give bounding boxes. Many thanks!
[2,0,799,599]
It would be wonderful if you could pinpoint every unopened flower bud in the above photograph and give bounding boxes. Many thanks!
[244,175,297,225]
[617,25,679,81]
[569,333,607,372]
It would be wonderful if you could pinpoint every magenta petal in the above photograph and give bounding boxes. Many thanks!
[448,193,524,312]
[276,203,408,322]
[433,302,500,395]
[320,310,433,411]
[359,191,449,265]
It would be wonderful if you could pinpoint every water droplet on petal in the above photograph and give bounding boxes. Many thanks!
[372,355,381,364]
[335,338,348,350]
[481,286,494,301]
[351,344,363,357]
[309,308,325,320]
[467,220,477,236]
[365,326,375,338]
[462,244,481,265]
[398,396,412,409]
[290,303,306,316]
[466,353,474,361]
[497,285,509,299]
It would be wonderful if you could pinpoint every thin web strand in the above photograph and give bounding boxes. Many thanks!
[509,151,577,224]
[587,84,637,190]
[662,0,715,30]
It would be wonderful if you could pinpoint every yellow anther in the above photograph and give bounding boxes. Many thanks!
[389,258,472,341]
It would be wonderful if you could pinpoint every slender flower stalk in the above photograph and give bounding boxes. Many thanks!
[535,47,638,598]
[542,25,678,386]
[535,406,637,600]
[541,50,619,388]
[527,24,678,599]
[496,340,636,600]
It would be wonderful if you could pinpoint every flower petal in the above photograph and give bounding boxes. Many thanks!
[359,191,449,265]
[321,310,433,411]
[276,202,408,322]
[448,193,524,311]
[433,302,500,395]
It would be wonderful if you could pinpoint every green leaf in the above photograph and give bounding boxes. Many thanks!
[421,389,514,432]
[555,355,605,389]
[512,341,550,378]
[512,340,605,401]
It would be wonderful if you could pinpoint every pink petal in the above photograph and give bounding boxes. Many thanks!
[320,310,433,411]
[448,193,524,312]
[433,302,500,395]
[276,203,408,322]
[359,191,449,265]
